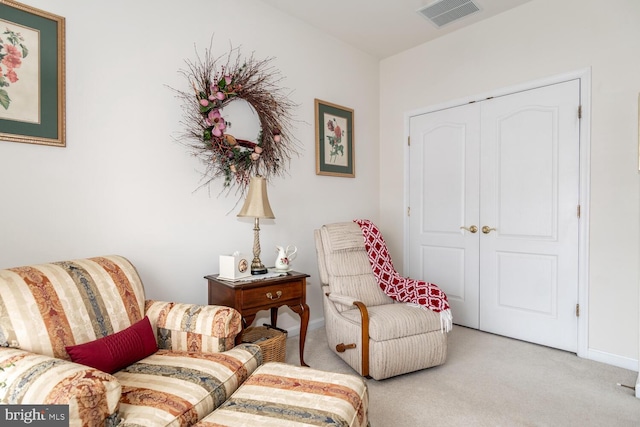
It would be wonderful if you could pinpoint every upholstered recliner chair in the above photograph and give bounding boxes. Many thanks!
[314,221,449,380]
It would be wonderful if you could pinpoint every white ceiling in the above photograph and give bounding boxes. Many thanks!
[259,0,533,59]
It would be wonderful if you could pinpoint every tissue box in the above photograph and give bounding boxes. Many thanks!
[219,253,252,280]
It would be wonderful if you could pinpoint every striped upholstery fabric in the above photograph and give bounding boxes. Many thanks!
[0,256,146,359]
[0,255,259,427]
[146,301,242,353]
[195,362,369,427]
[317,222,393,310]
[315,222,448,380]
[340,303,443,341]
[115,345,261,427]
[0,347,121,425]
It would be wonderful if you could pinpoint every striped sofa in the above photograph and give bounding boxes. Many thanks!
[195,362,369,427]
[0,255,262,427]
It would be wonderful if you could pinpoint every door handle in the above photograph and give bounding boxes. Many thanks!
[460,225,478,233]
[482,226,496,234]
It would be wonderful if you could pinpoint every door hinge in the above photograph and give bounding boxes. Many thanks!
[407,207,410,217]
[408,136,411,146]
[578,105,582,119]
[576,303,580,317]
[577,205,581,218]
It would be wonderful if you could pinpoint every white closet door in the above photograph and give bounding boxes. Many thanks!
[479,80,580,352]
[409,103,481,328]
[408,79,580,352]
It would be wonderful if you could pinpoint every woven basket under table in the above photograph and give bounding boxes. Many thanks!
[242,324,287,363]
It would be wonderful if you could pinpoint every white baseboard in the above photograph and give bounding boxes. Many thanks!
[636,373,640,398]
[586,348,638,372]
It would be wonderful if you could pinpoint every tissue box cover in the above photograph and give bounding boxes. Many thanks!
[219,253,252,279]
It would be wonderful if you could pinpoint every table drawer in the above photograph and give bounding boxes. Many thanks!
[243,282,302,309]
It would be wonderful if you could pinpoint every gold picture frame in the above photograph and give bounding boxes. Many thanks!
[315,99,354,177]
[0,0,66,147]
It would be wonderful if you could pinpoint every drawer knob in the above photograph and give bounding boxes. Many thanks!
[266,291,282,300]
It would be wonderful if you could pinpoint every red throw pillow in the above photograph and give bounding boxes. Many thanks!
[66,316,158,373]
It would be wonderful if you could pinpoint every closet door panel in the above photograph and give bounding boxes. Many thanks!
[409,103,481,328]
[479,80,580,352]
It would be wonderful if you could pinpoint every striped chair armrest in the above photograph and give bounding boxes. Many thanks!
[145,301,243,353]
[0,348,121,427]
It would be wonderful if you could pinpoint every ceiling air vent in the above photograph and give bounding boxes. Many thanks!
[416,0,481,28]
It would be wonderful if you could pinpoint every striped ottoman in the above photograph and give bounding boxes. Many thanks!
[195,362,369,427]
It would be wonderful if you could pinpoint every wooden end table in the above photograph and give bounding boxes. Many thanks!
[205,271,310,366]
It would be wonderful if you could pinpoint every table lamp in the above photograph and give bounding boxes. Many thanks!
[237,176,275,275]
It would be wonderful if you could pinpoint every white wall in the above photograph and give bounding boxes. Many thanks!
[0,0,380,333]
[4,0,637,371]
[380,0,640,368]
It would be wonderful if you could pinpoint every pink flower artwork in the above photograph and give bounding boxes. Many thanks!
[0,28,29,110]
[5,69,18,84]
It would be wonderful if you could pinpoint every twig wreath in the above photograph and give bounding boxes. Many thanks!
[176,43,298,198]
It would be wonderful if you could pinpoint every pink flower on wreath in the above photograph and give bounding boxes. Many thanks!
[207,109,226,137]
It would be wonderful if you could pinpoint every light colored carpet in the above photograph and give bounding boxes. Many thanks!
[285,325,640,426]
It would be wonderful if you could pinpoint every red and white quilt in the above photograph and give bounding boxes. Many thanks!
[354,219,453,332]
